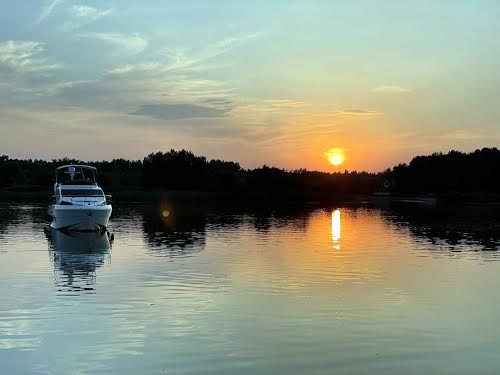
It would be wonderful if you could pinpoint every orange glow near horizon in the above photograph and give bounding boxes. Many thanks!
[325,148,345,167]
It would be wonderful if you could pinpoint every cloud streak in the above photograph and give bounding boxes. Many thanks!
[333,109,383,117]
[38,33,262,114]
[443,130,483,140]
[0,40,61,74]
[129,103,227,121]
[62,5,113,30]
[107,32,260,75]
[265,99,306,108]
[371,85,411,94]
[36,0,64,24]
[78,32,148,54]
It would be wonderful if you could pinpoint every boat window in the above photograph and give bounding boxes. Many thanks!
[61,189,104,197]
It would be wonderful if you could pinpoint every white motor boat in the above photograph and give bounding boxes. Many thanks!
[48,165,112,231]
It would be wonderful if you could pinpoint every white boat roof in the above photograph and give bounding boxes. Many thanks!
[56,164,96,171]
[60,185,101,189]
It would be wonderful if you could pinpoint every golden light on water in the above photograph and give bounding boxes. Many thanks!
[331,209,341,248]
[325,148,345,167]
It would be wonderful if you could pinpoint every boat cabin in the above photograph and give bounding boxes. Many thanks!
[56,165,97,186]
[52,165,107,206]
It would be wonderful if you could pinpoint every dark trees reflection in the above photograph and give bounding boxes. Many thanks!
[139,200,312,256]
[141,202,207,257]
[385,206,500,252]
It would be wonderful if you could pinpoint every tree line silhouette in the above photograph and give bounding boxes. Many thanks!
[0,148,499,199]
[0,150,379,198]
[390,148,500,195]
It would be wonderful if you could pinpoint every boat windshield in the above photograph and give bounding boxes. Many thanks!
[57,166,96,185]
[61,189,104,197]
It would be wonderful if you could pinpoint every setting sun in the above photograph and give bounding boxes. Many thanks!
[326,149,345,167]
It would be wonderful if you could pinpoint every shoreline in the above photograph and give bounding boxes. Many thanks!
[1,189,499,208]
[0,189,372,205]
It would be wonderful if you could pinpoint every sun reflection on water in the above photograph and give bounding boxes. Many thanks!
[331,209,341,249]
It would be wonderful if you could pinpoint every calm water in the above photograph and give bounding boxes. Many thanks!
[1,202,500,374]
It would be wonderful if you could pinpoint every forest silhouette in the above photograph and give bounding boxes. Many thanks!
[0,148,499,200]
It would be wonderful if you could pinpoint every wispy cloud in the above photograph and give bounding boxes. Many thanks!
[443,130,483,140]
[265,99,306,108]
[55,33,264,115]
[0,40,61,74]
[252,108,384,146]
[2,32,259,142]
[78,32,148,54]
[46,73,234,111]
[106,62,161,75]
[72,4,112,19]
[200,32,261,61]
[130,103,227,121]
[36,0,64,24]
[107,32,261,75]
[224,104,384,147]
[333,109,383,117]
[62,5,113,30]
[371,85,411,94]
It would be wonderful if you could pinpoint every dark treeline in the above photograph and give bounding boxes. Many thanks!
[143,150,379,195]
[1,147,499,199]
[390,148,500,195]
[0,150,380,198]
[0,155,142,191]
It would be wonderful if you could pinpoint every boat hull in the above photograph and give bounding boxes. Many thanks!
[49,205,112,231]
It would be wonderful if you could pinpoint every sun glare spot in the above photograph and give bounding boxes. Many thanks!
[326,148,345,166]
[331,209,341,249]
[332,210,341,241]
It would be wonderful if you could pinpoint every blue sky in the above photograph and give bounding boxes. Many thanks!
[1,0,499,171]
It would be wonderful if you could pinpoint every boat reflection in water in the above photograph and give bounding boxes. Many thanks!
[45,228,113,293]
[331,209,341,249]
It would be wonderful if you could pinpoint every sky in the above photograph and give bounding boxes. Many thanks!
[1,0,499,172]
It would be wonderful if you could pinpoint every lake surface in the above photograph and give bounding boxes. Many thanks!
[1,201,500,374]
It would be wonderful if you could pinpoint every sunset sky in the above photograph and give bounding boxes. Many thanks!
[1,1,499,171]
